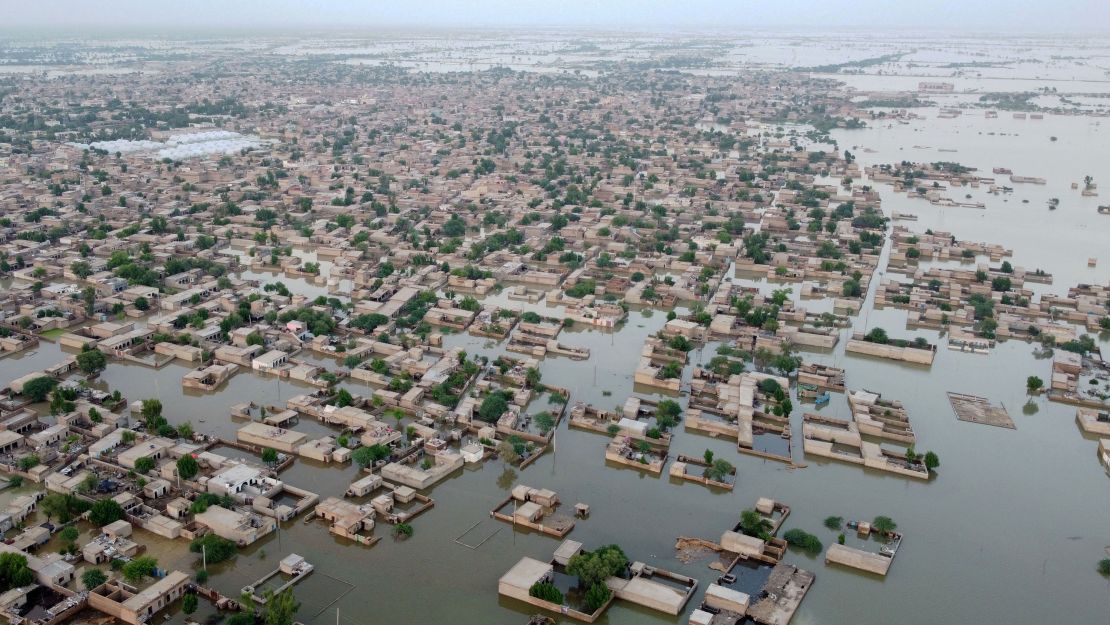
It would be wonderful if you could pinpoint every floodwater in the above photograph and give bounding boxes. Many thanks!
[3,37,1110,625]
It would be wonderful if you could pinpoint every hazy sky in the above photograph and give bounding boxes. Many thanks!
[5,0,1110,34]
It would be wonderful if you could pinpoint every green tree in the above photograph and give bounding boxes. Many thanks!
[783,529,823,554]
[533,412,555,435]
[528,581,563,604]
[704,459,734,482]
[477,393,509,423]
[823,516,843,531]
[1099,559,1110,576]
[134,456,156,474]
[655,399,681,430]
[738,509,773,540]
[41,493,90,523]
[924,451,940,471]
[261,448,278,464]
[82,568,107,589]
[566,544,628,588]
[334,388,354,408]
[190,534,237,564]
[182,593,198,614]
[0,553,35,592]
[262,588,300,625]
[872,516,897,535]
[89,499,125,527]
[77,348,108,377]
[176,455,200,480]
[121,556,158,583]
[392,523,414,538]
[22,376,58,402]
[584,583,612,613]
[141,398,163,421]
[352,444,390,468]
[1026,376,1044,393]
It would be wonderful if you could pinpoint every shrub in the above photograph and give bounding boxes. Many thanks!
[176,455,200,480]
[22,376,58,402]
[121,556,158,583]
[477,393,509,423]
[134,456,156,474]
[584,583,611,612]
[182,593,198,615]
[704,459,734,482]
[783,529,823,554]
[872,516,897,534]
[1099,559,1110,576]
[190,534,237,564]
[82,568,107,589]
[567,544,628,589]
[528,581,564,604]
[823,516,843,531]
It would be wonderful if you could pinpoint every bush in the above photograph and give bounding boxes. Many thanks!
[1099,559,1110,576]
[121,556,158,583]
[0,553,34,591]
[176,455,200,480]
[924,451,940,471]
[704,459,733,482]
[567,544,628,589]
[352,444,391,468]
[783,529,823,554]
[584,583,611,612]
[22,376,58,402]
[82,568,107,589]
[872,516,897,534]
[1026,376,1043,392]
[182,593,198,615]
[190,534,237,564]
[477,393,509,423]
[528,581,563,604]
[823,516,843,531]
[134,456,156,474]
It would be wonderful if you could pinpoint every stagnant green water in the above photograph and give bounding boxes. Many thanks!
[3,107,1109,625]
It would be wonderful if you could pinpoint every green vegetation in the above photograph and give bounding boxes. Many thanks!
[737,509,773,540]
[190,534,238,564]
[872,516,897,535]
[89,499,125,527]
[783,529,823,554]
[0,553,34,592]
[704,459,734,482]
[477,391,512,423]
[82,568,107,590]
[352,444,391,467]
[393,522,414,538]
[176,455,200,480]
[121,556,158,583]
[182,593,198,615]
[41,493,91,523]
[76,347,108,376]
[567,544,626,612]
[529,581,564,604]
[22,376,58,402]
[1026,376,1044,393]
[824,516,843,531]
